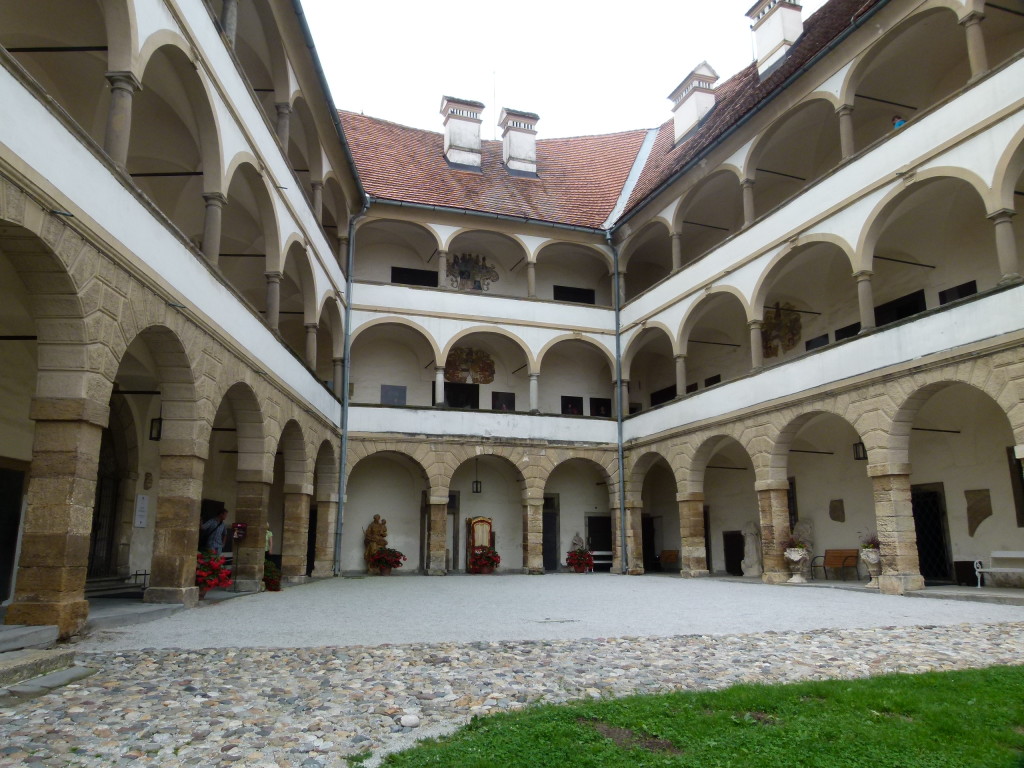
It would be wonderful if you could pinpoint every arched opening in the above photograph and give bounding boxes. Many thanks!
[640,457,679,574]
[622,221,671,301]
[681,293,751,393]
[279,244,316,361]
[543,459,613,572]
[270,420,310,583]
[355,219,439,287]
[288,96,321,205]
[451,454,525,572]
[316,297,343,392]
[343,451,429,573]
[674,171,743,266]
[750,99,841,215]
[349,322,437,407]
[534,243,611,306]
[697,437,757,577]
[322,176,348,261]
[441,331,530,412]
[757,242,859,366]
[981,2,1024,69]
[538,339,613,417]
[87,399,138,587]
[446,230,528,297]
[309,441,338,577]
[624,327,675,412]
[219,0,287,126]
[220,161,279,314]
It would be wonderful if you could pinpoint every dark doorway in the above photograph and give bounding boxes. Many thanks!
[723,530,744,576]
[444,382,479,409]
[587,515,612,572]
[0,466,25,602]
[703,505,712,572]
[911,482,952,583]
[88,429,120,578]
[642,515,657,571]
[542,494,559,571]
[306,504,317,577]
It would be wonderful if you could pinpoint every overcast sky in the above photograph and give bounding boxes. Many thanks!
[302,0,829,139]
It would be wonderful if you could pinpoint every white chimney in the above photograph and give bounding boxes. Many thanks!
[498,108,540,174]
[440,95,485,168]
[746,0,804,76]
[668,62,719,143]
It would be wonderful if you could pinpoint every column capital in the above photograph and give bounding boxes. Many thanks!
[275,102,292,116]
[311,179,324,189]
[747,318,763,330]
[529,372,539,380]
[988,208,1016,223]
[671,232,683,241]
[960,9,984,26]
[674,352,686,361]
[835,104,854,117]
[304,322,318,330]
[202,191,227,206]
[852,269,874,281]
[741,178,755,188]
[105,71,142,93]
[264,270,282,282]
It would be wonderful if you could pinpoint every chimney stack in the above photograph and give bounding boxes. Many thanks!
[668,62,719,143]
[746,0,804,76]
[440,95,485,168]
[498,108,540,174]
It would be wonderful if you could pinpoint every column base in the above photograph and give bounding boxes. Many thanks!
[526,568,544,575]
[233,579,262,593]
[997,273,1022,286]
[761,571,790,585]
[627,567,645,575]
[878,573,925,595]
[4,599,89,640]
[680,569,710,578]
[283,575,309,585]
[310,566,335,579]
[145,586,198,608]
[427,569,447,576]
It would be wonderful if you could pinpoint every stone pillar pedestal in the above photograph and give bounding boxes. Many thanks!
[870,467,925,594]
[280,492,311,583]
[613,506,644,574]
[678,493,709,577]
[5,403,106,639]
[145,453,206,607]
[310,499,338,578]
[103,71,141,168]
[854,270,876,332]
[427,499,448,575]
[837,105,855,159]
[756,484,791,584]
[233,480,270,592]
[523,501,544,574]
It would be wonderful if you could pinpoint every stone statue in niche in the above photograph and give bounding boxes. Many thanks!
[741,520,763,577]
[448,253,499,292]
[444,347,495,384]
[761,302,802,359]
[571,532,585,551]
[363,514,388,574]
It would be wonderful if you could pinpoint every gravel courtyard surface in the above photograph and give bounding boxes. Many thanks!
[1,576,1022,767]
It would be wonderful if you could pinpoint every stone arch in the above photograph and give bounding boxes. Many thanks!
[102,0,136,73]
[534,239,613,272]
[441,447,528,497]
[750,234,857,315]
[992,122,1024,212]
[272,419,311,492]
[686,433,754,496]
[536,334,616,371]
[210,380,268,478]
[544,455,617,508]
[345,446,431,484]
[743,95,842,182]
[220,157,282,290]
[442,326,537,375]
[670,169,745,266]
[316,293,344,360]
[679,285,753,347]
[766,408,866,487]
[349,317,442,364]
[280,241,317,323]
[625,449,673,503]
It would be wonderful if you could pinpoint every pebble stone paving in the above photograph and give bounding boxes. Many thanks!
[1,620,1023,767]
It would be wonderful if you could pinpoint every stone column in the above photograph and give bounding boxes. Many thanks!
[233,480,270,592]
[749,320,764,370]
[755,482,791,584]
[311,180,323,225]
[626,506,644,574]
[854,270,876,332]
[434,366,446,406]
[221,0,239,46]
[201,192,226,267]
[311,496,338,578]
[961,12,988,80]
[741,179,755,227]
[265,271,282,331]
[674,354,687,397]
[990,210,1021,284]
[837,105,855,159]
[437,249,448,288]
[280,491,312,583]
[304,323,318,369]
[337,235,349,271]
[333,357,343,397]
[523,500,544,574]
[4,401,105,638]
[103,72,141,168]
[427,497,448,575]
[618,379,630,417]
[145,453,206,607]
[612,271,626,306]
[870,466,925,594]
[527,261,536,298]
[678,493,709,577]
[275,102,292,150]
[671,233,683,272]
[529,373,539,413]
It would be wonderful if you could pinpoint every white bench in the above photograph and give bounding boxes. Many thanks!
[591,550,613,572]
[973,551,1024,588]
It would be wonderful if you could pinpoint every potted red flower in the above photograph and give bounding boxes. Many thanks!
[263,558,282,591]
[368,547,407,575]
[196,550,233,598]
[468,545,501,574]
[566,547,594,573]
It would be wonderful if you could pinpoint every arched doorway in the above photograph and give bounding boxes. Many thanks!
[543,459,612,572]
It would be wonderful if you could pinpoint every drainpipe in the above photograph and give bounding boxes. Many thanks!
[606,231,629,575]
[333,193,372,575]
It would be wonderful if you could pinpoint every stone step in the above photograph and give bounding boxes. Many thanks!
[0,647,75,687]
[0,624,59,653]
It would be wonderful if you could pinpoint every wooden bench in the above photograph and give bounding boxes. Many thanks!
[591,550,613,572]
[974,551,1024,588]
[811,549,860,581]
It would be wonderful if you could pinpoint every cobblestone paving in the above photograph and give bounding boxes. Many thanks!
[1,621,1022,767]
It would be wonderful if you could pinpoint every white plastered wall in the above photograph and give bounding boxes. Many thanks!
[546,460,611,568]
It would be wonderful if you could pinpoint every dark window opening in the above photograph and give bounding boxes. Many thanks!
[380,385,407,406]
[560,396,584,415]
[875,289,926,326]
[834,322,861,341]
[444,382,478,409]
[629,402,642,414]
[704,374,721,387]
[650,385,676,407]
[491,391,515,411]
[589,398,611,417]
[685,382,698,394]
[1008,447,1024,528]
[805,333,829,351]
[938,280,977,306]
[391,266,438,288]
[553,285,596,304]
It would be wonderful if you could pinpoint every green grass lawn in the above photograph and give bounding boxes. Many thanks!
[370,665,1024,768]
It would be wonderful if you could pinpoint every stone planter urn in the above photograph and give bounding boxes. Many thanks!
[860,547,881,588]
[784,547,810,583]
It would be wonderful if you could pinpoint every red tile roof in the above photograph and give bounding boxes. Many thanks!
[624,0,885,216]
[339,111,648,230]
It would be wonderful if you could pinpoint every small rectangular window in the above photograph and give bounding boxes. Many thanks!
[491,392,515,411]
[629,402,642,415]
[391,267,438,288]
[805,333,829,351]
[938,280,977,306]
[704,374,721,387]
[834,322,861,341]
[650,385,676,407]
[380,385,407,406]
[685,382,698,394]
[875,289,926,326]
[560,396,584,415]
[589,398,611,417]
[552,285,596,304]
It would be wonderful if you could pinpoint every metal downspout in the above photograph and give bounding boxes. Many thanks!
[606,231,629,575]
[333,194,371,575]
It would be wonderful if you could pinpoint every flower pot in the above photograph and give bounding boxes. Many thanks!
[473,565,494,574]
[860,547,881,588]
[784,548,810,583]
[198,586,210,600]
[378,566,392,576]
[572,564,587,573]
